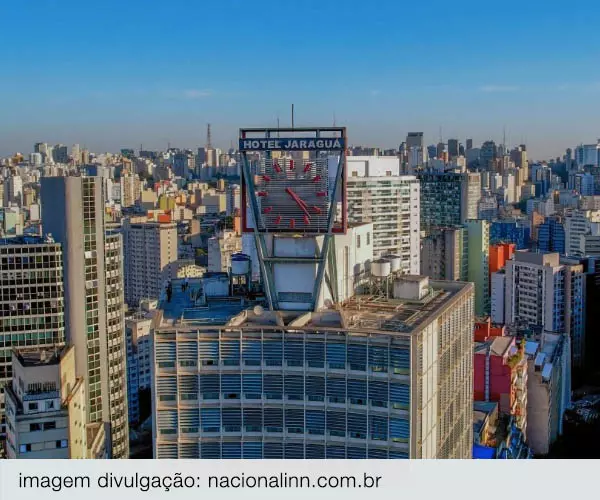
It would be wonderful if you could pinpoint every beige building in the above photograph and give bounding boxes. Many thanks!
[208,230,242,272]
[120,171,142,208]
[123,219,178,306]
[41,176,129,458]
[5,347,107,459]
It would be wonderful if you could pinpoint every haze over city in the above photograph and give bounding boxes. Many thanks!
[3,0,600,158]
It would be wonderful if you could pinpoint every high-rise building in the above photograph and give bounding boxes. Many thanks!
[125,306,154,427]
[226,184,241,217]
[120,171,142,208]
[52,144,68,164]
[5,173,23,207]
[0,236,66,440]
[418,172,473,233]
[466,220,490,316]
[347,175,420,273]
[447,139,459,160]
[41,176,129,458]
[497,252,585,368]
[420,226,467,281]
[564,209,600,257]
[525,332,571,455]
[467,172,481,220]
[538,216,566,254]
[123,219,178,306]
[466,139,473,151]
[480,141,497,170]
[4,347,108,459]
[406,132,424,149]
[152,275,474,459]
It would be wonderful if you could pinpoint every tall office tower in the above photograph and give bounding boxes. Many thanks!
[347,175,420,274]
[52,144,69,164]
[538,216,566,254]
[466,138,473,151]
[406,132,424,149]
[120,171,142,208]
[480,141,497,170]
[0,236,66,442]
[575,144,600,167]
[447,139,459,160]
[565,148,574,172]
[122,219,178,306]
[478,192,498,221]
[226,184,241,216]
[418,172,472,234]
[152,275,474,459]
[4,347,108,459]
[41,176,129,458]
[466,220,490,316]
[420,226,467,281]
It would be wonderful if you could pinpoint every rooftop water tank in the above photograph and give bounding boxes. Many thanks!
[371,258,391,278]
[231,253,251,275]
[383,254,401,273]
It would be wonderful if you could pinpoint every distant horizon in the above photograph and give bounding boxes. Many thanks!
[4,0,600,162]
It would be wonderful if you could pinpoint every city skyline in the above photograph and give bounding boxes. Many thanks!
[3,0,600,159]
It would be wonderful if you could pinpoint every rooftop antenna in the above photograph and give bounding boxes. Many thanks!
[291,104,295,128]
[206,123,212,148]
[439,126,443,144]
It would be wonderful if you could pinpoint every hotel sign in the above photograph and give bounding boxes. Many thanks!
[239,137,345,151]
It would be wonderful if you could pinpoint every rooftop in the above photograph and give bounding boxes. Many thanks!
[15,348,63,367]
[225,280,472,336]
[156,276,257,328]
[473,401,498,436]
[475,336,516,358]
[0,235,58,246]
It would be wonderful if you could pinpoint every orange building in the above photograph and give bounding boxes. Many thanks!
[489,242,515,274]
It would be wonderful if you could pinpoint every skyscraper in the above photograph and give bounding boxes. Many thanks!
[41,176,129,458]
[420,226,467,281]
[447,139,459,159]
[406,132,424,149]
[347,175,420,273]
[418,172,474,233]
[0,236,66,442]
[466,220,490,316]
[122,219,178,306]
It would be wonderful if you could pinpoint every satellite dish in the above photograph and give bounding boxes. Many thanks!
[253,305,264,316]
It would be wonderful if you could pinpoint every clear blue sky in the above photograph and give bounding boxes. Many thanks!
[2,0,600,159]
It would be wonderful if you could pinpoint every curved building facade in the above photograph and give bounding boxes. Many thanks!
[152,277,474,459]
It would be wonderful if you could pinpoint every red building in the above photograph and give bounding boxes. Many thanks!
[474,317,506,342]
[474,337,527,432]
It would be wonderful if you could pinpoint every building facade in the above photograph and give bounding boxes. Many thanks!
[0,236,66,440]
[123,219,178,306]
[420,226,467,281]
[41,176,129,458]
[347,176,420,273]
[152,276,474,459]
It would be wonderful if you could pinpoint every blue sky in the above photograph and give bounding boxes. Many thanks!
[2,0,600,158]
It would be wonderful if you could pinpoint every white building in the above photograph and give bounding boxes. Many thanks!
[208,230,242,273]
[226,184,241,216]
[125,307,155,426]
[564,209,600,257]
[347,156,401,177]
